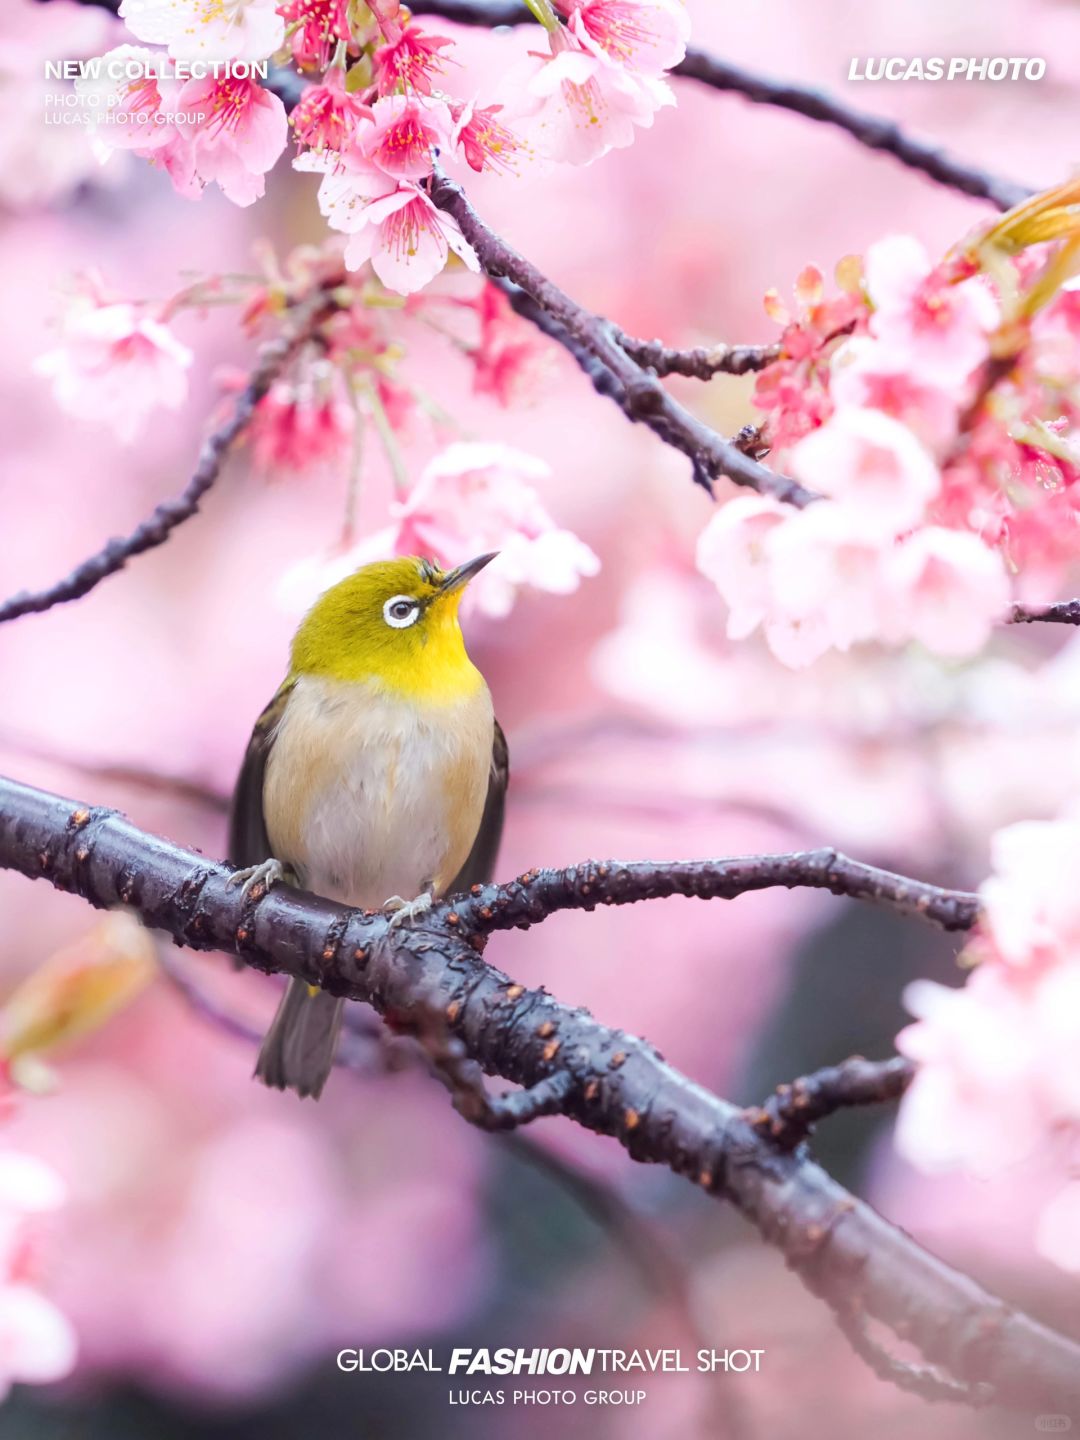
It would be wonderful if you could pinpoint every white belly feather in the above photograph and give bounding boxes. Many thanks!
[262,676,494,908]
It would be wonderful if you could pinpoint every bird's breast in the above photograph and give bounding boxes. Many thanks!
[263,675,495,909]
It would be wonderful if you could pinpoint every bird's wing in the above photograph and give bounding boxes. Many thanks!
[227,683,294,867]
[447,718,509,894]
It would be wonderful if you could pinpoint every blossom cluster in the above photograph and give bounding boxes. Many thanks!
[0,1150,75,1400]
[698,233,1080,668]
[896,819,1080,1273]
[75,0,690,293]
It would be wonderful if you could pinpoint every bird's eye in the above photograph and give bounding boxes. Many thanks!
[383,595,420,629]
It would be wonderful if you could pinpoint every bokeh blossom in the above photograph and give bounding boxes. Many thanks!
[118,0,284,62]
[34,293,192,444]
[0,1150,76,1401]
[897,818,1080,1271]
[279,442,599,618]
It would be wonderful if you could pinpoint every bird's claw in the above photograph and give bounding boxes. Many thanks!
[384,891,434,929]
[228,858,288,899]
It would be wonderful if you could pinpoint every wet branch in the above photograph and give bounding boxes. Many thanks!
[5,774,1080,1412]
[430,170,816,506]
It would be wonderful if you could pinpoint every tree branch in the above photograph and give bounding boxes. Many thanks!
[0,291,339,626]
[4,773,1078,1411]
[745,1055,915,1152]
[612,331,782,379]
[1011,600,1080,626]
[430,171,816,507]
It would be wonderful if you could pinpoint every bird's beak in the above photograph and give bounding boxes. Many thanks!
[438,552,498,593]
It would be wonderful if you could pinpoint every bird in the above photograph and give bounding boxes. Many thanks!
[227,553,508,1099]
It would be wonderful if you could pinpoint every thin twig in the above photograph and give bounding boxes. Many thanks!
[745,1055,915,1152]
[430,171,816,507]
[0,291,339,625]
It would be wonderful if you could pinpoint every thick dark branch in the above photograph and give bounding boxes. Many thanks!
[3,774,1077,1412]
[746,1055,915,1152]
[0,293,338,626]
[430,171,816,507]
[1011,600,1080,625]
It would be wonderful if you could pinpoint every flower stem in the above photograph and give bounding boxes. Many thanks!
[522,0,560,32]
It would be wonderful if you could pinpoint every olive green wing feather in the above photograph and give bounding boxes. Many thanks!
[228,684,294,868]
[448,718,509,894]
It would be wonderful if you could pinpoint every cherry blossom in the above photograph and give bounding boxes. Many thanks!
[452,101,527,176]
[463,283,549,403]
[295,151,478,294]
[278,0,350,71]
[373,19,454,96]
[171,76,288,206]
[280,442,599,618]
[863,234,998,390]
[359,95,454,181]
[73,45,179,154]
[34,295,192,444]
[245,377,355,479]
[886,527,1009,658]
[789,407,940,537]
[291,68,373,154]
[695,495,788,642]
[504,22,674,167]
[0,1150,76,1400]
[564,0,690,77]
[896,817,1080,1271]
[118,0,284,62]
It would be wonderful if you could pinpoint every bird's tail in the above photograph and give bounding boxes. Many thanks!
[254,978,344,1100]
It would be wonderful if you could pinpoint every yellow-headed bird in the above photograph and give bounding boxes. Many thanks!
[229,554,507,1099]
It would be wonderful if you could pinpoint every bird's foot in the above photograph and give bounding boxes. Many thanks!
[384,890,435,929]
[228,858,290,899]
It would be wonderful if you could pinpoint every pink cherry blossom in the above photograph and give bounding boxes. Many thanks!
[281,442,599,618]
[864,234,998,390]
[452,101,527,176]
[790,407,940,537]
[245,376,355,479]
[979,820,1080,969]
[895,817,1080,1272]
[34,296,192,444]
[0,1149,76,1401]
[118,0,284,62]
[278,0,350,71]
[373,20,454,96]
[291,68,373,154]
[360,95,453,181]
[564,0,690,77]
[504,22,674,167]
[295,150,478,295]
[172,76,288,206]
[886,526,1009,658]
[1036,1183,1080,1273]
[765,503,894,662]
[463,283,549,403]
[829,336,962,456]
[73,45,178,153]
[695,494,788,642]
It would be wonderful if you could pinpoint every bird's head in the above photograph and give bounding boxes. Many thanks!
[288,553,497,701]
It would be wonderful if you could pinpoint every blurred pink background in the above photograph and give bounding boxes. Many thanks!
[2,1,1080,1436]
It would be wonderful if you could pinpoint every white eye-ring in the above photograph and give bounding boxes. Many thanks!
[383,594,421,629]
